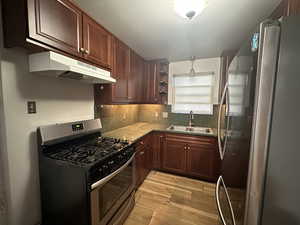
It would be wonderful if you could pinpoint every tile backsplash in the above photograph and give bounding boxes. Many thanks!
[95,104,220,132]
[95,105,140,132]
[139,104,219,128]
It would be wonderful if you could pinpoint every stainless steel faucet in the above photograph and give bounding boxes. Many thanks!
[188,110,194,127]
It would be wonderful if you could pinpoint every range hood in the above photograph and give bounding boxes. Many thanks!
[29,51,116,84]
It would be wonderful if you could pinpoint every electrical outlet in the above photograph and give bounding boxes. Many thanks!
[155,112,159,118]
[123,113,127,120]
[162,112,168,118]
[27,101,37,114]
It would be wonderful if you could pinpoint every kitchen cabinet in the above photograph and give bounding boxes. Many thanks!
[128,51,145,103]
[82,14,113,69]
[162,137,187,174]
[145,62,160,104]
[113,40,131,102]
[135,143,147,188]
[135,136,152,188]
[94,38,131,104]
[3,0,113,69]
[270,0,300,19]
[27,0,83,57]
[94,42,147,104]
[152,132,165,169]
[162,133,220,181]
[144,60,169,104]
[186,143,218,180]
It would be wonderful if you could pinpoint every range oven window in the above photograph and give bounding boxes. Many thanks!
[91,161,134,225]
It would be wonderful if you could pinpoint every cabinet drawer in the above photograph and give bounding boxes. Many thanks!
[165,133,217,147]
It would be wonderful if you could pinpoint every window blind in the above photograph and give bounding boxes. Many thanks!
[172,72,215,114]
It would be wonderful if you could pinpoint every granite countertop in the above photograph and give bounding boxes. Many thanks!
[103,122,218,143]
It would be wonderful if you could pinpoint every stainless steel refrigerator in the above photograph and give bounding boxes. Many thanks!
[215,15,300,225]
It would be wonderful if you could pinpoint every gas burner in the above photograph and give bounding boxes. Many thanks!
[46,136,130,166]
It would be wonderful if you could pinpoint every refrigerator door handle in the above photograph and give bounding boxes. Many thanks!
[216,176,236,225]
[218,82,229,160]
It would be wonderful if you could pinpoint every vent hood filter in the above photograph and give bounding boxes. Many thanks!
[29,51,116,84]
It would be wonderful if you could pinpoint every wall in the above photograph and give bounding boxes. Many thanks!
[0,12,95,225]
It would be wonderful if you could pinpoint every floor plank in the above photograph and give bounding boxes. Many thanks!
[124,171,222,225]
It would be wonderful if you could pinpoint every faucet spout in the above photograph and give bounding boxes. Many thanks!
[188,111,194,127]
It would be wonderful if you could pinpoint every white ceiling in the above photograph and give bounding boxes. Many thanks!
[73,0,281,62]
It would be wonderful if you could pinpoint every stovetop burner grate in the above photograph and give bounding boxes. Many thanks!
[45,137,130,165]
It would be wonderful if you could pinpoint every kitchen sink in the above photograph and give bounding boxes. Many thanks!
[167,125,213,134]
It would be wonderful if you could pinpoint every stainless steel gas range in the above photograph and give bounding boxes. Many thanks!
[37,119,135,225]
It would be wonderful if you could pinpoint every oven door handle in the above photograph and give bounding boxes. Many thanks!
[91,153,136,190]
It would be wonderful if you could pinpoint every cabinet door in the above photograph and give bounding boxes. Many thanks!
[152,132,164,169]
[82,14,112,68]
[162,138,187,174]
[128,52,145,103]
[186,143,218,181]
[112,40,130,102]
[128,51,138,102]
[27,0,83,57]
[145,62,159,103]
[135,146,147,188]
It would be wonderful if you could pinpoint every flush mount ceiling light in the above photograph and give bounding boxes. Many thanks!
[174,0,208,20]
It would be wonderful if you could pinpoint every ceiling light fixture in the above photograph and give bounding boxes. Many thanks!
[174,0,208,20]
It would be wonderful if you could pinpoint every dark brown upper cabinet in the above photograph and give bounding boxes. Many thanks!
[27,0,83,57]
[82,14,113,69]
[94,38,131,105]
[128,51,145,103]
[2,0,113,69]
[113,39,130,102]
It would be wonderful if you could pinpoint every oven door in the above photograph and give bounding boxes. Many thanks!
[90,154,135,225]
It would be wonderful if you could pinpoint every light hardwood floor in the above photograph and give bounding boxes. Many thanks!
[124,171,222,225]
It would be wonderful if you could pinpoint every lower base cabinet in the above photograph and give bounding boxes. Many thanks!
[134,132,221,188]
[162,133,220,182]
[134,135,152,188]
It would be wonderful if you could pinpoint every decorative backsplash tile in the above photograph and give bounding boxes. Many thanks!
[95,104,221,132]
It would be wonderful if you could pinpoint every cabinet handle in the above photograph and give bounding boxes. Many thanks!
[140,151,145,155]
[84,49,89,54]
[140,141,144,145]
[80,47,85,53]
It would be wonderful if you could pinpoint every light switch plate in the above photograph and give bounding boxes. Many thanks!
[27,101,37,114]
[162,112,168,118]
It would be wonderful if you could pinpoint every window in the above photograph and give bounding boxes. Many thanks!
[172,72,215,115]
